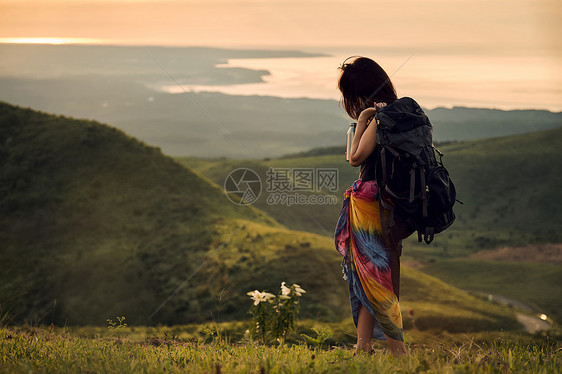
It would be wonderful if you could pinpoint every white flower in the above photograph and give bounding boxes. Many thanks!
[263,292,275,300]
[292,284,306,296]
[247,290,275,305]
[280,282,291,296]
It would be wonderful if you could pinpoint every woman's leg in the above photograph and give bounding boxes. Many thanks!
[356,304,375,353]
[357,305,408,356]
[383,334,408,356]
[389,240,401,299]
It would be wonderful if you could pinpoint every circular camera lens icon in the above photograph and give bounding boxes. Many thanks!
[224,168,262,205]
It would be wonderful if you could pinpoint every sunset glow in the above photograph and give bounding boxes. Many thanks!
[0,0,560,110]
[0,37,102,45]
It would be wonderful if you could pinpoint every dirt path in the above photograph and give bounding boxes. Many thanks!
[515,314,551,334]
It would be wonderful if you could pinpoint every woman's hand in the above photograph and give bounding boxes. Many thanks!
[357,107,378,126]
[357,102,386,126]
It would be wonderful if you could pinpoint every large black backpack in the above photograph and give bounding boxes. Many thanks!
[373,97,459,244]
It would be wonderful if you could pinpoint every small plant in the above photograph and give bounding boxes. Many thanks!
[247,282,306,344]
[106,316,128,330]
[200,324,221,343]
[301,327,332,348]
[0,304,13,328]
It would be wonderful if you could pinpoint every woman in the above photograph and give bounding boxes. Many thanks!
[334,56,408,356]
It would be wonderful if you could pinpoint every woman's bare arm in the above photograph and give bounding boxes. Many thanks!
[349,107,378,167]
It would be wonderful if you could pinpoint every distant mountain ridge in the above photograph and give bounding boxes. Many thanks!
[426,106,562,141]
[1,78,560,159]
[0,44,325,86]
[0,44,560,158]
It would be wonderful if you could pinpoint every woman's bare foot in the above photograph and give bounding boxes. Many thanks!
[384,334,408,356]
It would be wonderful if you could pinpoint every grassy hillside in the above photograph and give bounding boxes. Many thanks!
[0,101,276,325]
[430,128,562,251]
[0,102,523,333]
[178,128,562,323]
[180,126,562,254]
[423,260,562,322]
[418,127,562,321]
[179,154,352,236]
[426,106,562,141]
[2,326,560,374]
[194,218,522,333]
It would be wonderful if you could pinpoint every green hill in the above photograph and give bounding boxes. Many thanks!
[0,102,521,333]
[412,129,562,322]
[0,101,276,325]
[436,128,562,249]
[180,126,562,254]
[178,128,562,322]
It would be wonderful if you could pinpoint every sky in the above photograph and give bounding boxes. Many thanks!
[1,0,560,51]
[0,0,560,110]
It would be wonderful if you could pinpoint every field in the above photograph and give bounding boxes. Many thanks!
[1,324,561,373]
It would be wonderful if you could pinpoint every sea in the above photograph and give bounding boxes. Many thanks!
[161,46,562,112]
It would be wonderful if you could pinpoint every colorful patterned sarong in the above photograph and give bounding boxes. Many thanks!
[334,179,403,341]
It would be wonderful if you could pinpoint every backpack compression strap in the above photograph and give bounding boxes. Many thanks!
[420,165,428,217]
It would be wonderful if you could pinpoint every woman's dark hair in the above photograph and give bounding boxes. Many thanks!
[338,56,397,119]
